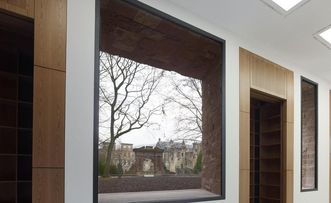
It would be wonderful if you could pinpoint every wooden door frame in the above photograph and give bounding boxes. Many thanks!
[239,48,294,203]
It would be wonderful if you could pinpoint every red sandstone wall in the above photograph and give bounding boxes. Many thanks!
[201,65,222,194]
[301,82,317,189]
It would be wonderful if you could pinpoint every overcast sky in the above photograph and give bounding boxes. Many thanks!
[99,55,202,148]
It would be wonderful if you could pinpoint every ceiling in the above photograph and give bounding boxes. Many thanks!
[165,0,331,84]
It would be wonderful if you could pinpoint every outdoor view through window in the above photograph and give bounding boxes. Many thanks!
[98,0,223,202]
[98,53,203,194]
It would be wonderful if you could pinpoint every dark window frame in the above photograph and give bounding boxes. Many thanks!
[93,0,226,202]
[300,76,318,192]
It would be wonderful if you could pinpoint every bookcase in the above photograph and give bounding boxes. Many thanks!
[250,99,282,203]
[0,15,33,203]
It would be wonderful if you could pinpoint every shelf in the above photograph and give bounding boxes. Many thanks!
[0,182,16,203]
[18,130,32,155]
[260,184,280,187]
[17,156,32,181]
[18,103,32,129]
[261,129,281,134]
[18,181,32,203]
[0,73,17,100]
[0,50,18,74]
[19,76,33,102]
[260,143,280,147]
[0,19,33,203]
[260,196,280,201]
[250,99,282,202]
[18,54,33,77]
[0,127,16,154]
[0,155,16,181]
[260,157,280,160]
[0,100,17,127]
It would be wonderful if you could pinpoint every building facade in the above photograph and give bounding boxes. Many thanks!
[156,139,201,174]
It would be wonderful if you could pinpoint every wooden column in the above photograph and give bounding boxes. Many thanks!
[33,0,66,202]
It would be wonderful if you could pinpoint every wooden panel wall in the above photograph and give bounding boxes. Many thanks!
[0,0,34,18]
[32,0,66,202]
[250,56,288,99]
[239,48,294,203]
[34,0,66,71]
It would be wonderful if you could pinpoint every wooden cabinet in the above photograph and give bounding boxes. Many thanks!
[0,0,34,18]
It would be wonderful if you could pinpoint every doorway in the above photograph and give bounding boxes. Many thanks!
[250,94,284,203]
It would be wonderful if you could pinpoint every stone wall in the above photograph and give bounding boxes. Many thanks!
[133,147,164,176]
[301,81,317,189]
[201,64,222,194]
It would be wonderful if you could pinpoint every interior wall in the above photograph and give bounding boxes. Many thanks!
[137,1,330,203]
[66,0,96,202]
[65,0,330,202]
[293,70,330,203]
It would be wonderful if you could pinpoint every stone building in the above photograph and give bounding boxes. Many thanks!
[156,139,201,174]
[99,143,135,172]
[132,146,164,176]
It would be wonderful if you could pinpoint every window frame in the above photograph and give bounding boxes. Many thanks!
[93,0,227,202]
[300,76,319,192]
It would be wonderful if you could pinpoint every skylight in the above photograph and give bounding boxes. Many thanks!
[315,26,331,49]
[271,0,303,11]
[320,27,331,45]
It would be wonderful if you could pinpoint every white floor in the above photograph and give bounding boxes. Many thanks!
[98,189,218,203]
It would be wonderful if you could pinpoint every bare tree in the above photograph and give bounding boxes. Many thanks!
[166,76,202,141]
[99,52,164,177]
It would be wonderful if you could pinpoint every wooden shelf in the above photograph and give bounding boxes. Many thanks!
[0,24,33,203]
[250,99,282,202]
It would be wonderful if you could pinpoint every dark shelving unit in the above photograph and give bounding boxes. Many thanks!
[0,15,33,203]
[250,99,283,203]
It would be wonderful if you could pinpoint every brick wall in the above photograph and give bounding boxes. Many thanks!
[201,65,222,194]
[301,82,316,189]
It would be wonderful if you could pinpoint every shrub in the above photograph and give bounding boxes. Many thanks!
[194,152,202,174]
[99,160,118,177]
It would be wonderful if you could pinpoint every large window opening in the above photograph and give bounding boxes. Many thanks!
[96,0,225,202]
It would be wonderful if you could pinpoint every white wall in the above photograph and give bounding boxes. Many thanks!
[66,0,96,202]
[65,0,330,202]
[293,70,330,203]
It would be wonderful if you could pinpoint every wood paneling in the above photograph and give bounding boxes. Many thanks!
[239,47,294,203]
[286,71,294,123]
[32,168,64,203]
[239,112,250,170]
[240,48,288,99]
[285,171,293,203]
[33,66,65,168]
[250,56,287,99]
[239,170,249,203]
[239,49,250,113]
[0,0,34,18]
[34,0,66,71]
[285,122,294,171]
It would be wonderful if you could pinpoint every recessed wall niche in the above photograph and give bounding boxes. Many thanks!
[0,12,33,203]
